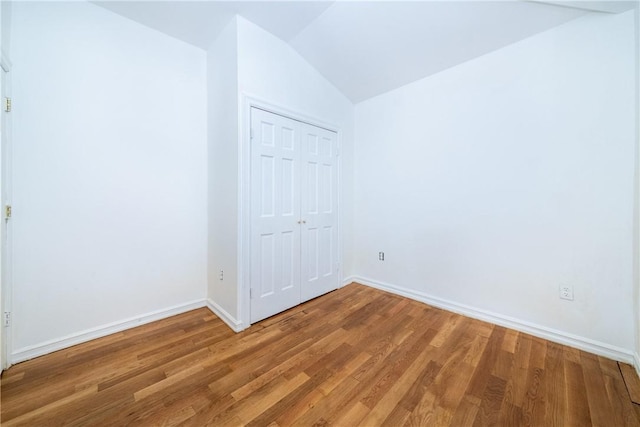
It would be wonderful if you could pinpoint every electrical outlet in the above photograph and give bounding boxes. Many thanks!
[378,252,384,261]
[559,285,573,301]
[219,270,224,281]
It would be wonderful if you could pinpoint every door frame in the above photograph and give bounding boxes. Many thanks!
[239,95,343,329]
[1,50,12,371]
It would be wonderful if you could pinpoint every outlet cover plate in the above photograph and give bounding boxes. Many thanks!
[560,285,574,301]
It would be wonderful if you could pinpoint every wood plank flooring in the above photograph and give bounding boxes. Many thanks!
[621,362,640,406]
[2,283,639,426]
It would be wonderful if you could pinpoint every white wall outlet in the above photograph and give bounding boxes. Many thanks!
[560,285,573,301]
[219,270,224,281]
[378,252,384,261]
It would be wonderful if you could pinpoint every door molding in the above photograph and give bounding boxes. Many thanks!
[0,59,12,370]
[0,51,11,73]
[239,94,342,329]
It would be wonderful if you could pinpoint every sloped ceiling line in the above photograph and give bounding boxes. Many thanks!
[94,0,636,102]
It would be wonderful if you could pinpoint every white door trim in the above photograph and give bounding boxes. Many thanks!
[0,58,12,370]
[0,52,11,73]
[239,94,342,329]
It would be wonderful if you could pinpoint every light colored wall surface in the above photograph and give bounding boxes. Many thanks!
[1,0,10,58]
[236,16,354,130]
[353,11,636,354]
[207,18,240,324]
[11,2,207,357]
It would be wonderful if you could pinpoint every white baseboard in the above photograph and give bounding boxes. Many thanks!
[353,276,635,364]
[11,299,206,364]
[342,275,358,287]
[206,298,244,332]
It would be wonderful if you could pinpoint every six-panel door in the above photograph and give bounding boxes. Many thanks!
[300,124,339,302]
[250,107,339,323]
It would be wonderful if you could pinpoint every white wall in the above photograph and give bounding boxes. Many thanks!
[1,0,10,58]
[205,16,354,327]
[11,2,207,359]
[207,18,240,326]
[354,11,637,357]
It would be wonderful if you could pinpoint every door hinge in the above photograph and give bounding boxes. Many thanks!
[250,288,253,299]
[3,97,11,113]
[3,312,10,327]
[5,205,11,219]
[250,128,254,140]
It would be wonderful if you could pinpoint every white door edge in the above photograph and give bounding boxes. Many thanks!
[0,59,12,371]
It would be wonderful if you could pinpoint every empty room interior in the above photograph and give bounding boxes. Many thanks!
[1,0,640,425]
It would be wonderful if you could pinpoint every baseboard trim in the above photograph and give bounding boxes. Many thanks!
[11,299,207,364]
[206,298,244,332]
[342,275,358,287]
[353,276,635,364]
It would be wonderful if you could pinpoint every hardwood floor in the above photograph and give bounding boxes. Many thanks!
[1,283,639,426]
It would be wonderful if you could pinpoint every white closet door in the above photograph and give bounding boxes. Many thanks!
[250,107,339,323]
[300,124,339,302]
[250,108,302,323]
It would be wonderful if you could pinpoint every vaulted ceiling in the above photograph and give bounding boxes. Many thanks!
[94,1,637,102]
